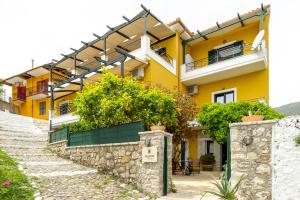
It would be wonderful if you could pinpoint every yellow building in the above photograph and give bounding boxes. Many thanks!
[2,5,270,170]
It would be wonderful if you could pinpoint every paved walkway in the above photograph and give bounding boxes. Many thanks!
[159,172,220,200]
[0,112,146,200]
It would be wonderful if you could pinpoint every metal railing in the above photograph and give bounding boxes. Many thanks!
[152,45,175,66]
[185,45,256,72]
[27,84,48,97]
[53,104,75,117]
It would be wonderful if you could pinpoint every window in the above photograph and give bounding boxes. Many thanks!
[59,102,69,115]
[214,90,235,104]
[37,79,48,94]
[206,140,214,154]
[208,41,244,64]
[39,101,46,115]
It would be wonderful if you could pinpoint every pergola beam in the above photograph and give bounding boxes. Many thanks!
[123,15,130,22]
[53,89,77,93]
[54,91,77,101]
[61,54,84,62]
[197,30,208,40]
[146,31,160,41]
[116,45,130,52]
[76,65,91,72]
[106,25,131,40]
[81,41,104,52]
[216,22,221,29]
[237,13,245,27]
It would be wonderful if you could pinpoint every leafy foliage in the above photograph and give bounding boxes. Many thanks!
[197,102,285,144]
[68,72,178,133]
[295,135,300,146]
[0,149,34,200]
[200,153,216,165]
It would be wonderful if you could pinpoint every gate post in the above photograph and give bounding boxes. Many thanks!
[137,130,173,196]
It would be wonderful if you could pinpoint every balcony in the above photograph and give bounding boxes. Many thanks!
[51,104,79,128]
[13,86,26,103]
[181,44,268,85]
[27,80,49,100]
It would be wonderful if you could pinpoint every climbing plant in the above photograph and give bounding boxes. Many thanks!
[197,102,285,144]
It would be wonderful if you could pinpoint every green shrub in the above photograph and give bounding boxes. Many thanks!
[197,102,285,144]
[200,153,216,165]
[295,135,300,146]
[68,72,178,133]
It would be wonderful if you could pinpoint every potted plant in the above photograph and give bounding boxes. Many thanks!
[200,153,215,171]
[150,121,166,131]
[242,111,264,122]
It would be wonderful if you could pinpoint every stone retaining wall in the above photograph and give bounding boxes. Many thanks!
[48,131,172,196]
[230,120,277,200]
[48,140,140,182]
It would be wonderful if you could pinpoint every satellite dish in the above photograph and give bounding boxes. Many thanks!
[251,30,265,50]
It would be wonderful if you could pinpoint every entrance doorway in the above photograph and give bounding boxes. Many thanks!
[221,143,227,169]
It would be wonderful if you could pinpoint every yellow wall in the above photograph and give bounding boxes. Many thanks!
[12,73,50,120]
[185,15,270,160]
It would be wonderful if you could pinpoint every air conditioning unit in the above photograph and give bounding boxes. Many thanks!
[132,67,144,80]
[187,85,198,95]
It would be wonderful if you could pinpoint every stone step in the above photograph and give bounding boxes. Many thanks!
[23,163,96,175]
[20,160,74,166]
[0,138,47,146]
[28,169,98,177]
[0,144,45,149]
[0,136,47,142]
[0,131,47,139]
[1,146,47,155]
[12,154,65,162]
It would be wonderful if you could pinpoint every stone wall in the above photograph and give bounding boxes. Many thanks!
[48,130,172,196]
[48,140,140,182]
[272,116,300,200]
[230,120,277,200]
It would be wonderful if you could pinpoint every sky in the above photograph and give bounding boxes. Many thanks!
[0,0,299,107]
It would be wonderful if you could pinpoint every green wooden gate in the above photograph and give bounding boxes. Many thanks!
[163,136,168,196]
[226,133,231,180]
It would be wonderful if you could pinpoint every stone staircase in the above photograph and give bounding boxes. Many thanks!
[0,111,100,199]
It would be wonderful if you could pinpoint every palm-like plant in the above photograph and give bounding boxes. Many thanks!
[201,166,244,200]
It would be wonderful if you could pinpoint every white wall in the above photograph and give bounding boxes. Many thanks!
[272,116,300,199]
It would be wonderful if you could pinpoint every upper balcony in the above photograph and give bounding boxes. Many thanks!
[12,86,26,103]
[27,80,49,100]
[181,41,268,86]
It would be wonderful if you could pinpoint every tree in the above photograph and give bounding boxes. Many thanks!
[197,102,285,144]
[68,72,178,133]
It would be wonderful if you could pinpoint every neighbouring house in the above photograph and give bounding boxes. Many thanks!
[1,4,270,171]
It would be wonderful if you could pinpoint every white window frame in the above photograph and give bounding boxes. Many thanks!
[211,88,237,103]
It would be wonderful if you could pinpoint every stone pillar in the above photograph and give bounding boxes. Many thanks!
[137,130,172,196]
[230,120,276,200]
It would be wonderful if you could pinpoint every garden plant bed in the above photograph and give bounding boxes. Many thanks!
[0,149,34,200]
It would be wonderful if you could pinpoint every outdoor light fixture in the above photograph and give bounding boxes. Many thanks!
[145,138,151,147]
[241,135,254,146]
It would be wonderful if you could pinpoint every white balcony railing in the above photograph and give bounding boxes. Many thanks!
[181,45,268,85]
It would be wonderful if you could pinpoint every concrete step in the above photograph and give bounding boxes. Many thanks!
[12,154,65,162]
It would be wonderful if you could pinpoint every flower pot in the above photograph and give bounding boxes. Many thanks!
[202,164,214,171]
[242,115,264,122]
[150,125,166,131]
